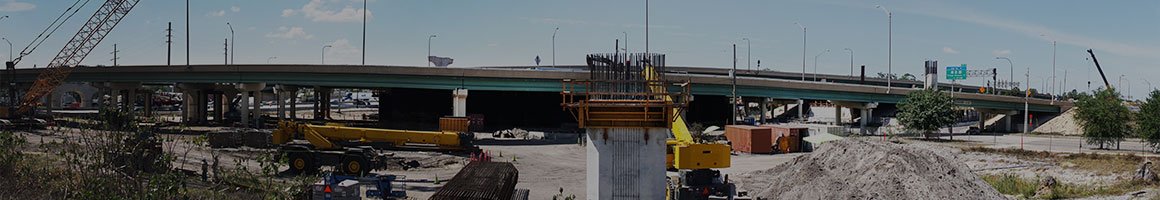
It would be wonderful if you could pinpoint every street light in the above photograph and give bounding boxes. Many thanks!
[227,22,234,65]
[996,57,1013,84]
[427,34,436,67]
[267,56,277,64]
[1,38,11,62]
[843,48,853,77]
[622,31,628,54]
[1041,34,1057,102]
[813,49,830,81]
[794,22,806,81]
[743,38,751,71]
[322,45,332,64]
[876,5,893,93]
[552,27,559,67]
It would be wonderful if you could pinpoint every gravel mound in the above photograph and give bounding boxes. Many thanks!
[741,139,1004,200]
[1033,108,1083,136]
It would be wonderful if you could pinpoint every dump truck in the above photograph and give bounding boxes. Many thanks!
[272,121,476,175]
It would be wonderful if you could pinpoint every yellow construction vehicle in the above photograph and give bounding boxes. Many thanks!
[272,121,475,175]
[637,64,737,200]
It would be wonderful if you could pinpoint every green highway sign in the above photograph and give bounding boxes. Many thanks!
[946,64,967,80]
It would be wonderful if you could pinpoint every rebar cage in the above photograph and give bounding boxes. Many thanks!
[561,53,690,128]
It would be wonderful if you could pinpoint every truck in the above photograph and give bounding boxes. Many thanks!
[272,121,476,175]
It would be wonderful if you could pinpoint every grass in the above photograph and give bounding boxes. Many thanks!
[963,146,1149,175]
[981,174,1154,199]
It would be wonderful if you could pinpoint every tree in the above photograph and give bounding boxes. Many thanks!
[897,89,957,138]
[900,73,918,81]
[1074,88,1131,149]
[1137,90,1160,152]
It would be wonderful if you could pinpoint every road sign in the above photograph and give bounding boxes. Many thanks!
[946,64,967,80]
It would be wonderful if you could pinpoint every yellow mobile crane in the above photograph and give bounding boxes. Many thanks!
[643,66,736,200]
[272,121,475,175]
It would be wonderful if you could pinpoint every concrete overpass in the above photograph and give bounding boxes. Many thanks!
[3,64,1067,132]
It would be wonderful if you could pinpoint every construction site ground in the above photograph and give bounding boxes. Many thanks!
[16,114,1160,200]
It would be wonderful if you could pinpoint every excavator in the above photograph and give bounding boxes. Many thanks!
[272,120,476,175]
[1,0,141,128]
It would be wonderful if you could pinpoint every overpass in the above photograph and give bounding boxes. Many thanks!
[3,64,1067,132]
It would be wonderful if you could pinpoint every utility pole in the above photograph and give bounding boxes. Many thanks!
[876,5,893,93]
[362,0,367,65]
[227,22,234,65]
[795,22,806,81]
[1023,67,1029,149]
[166,22,172,66]
[552,27,558,67]
[743,38,750,71]
[110,44,119,66]
[186,0,190,70]
[731,44,737,125]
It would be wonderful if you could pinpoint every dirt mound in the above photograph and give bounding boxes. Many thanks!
[739,139,1003,200]
[1033,108,1083,136]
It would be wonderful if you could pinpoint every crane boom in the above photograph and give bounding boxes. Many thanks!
[1085,49,1113,90]
[15,0,140,115]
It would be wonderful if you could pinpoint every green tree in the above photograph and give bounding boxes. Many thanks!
[1137,90,1160,152]
[1075,88,1131,149]
[897,89,957,138]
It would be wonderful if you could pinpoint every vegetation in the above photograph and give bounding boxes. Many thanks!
[1137,90,1160,152]
[981,174,1154,199]
[896,89,957,138]
[1074,88,1131,149]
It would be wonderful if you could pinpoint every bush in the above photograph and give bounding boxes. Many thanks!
[0,131,24,176]
[897,89,957,138]
[1074,88,1130,149]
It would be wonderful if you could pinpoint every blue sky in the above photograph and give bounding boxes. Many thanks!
[1,0,1158,98]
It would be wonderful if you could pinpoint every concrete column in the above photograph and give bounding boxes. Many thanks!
[452,88,468,117]
[797,99,805,122]
[276,89,285,120]
[235,83,266,127]
[377,89,391,128]
[275,85,299,120]
[834,105,843,125]
[586,127,667,199]
[240,91,250,127]
[252,91,263,128]
[860,108,869,134]
[143,91,153,117]
[290,89,298,120]
[760,98,768,124]
[314,87,332,120]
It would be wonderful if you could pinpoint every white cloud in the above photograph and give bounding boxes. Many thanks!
[230,6,240,12]
[0,1,35,12]
[992,49,1012,57]
[324,38,362,63]
[286,0,373,23]
[281,9,296,17]
[942,47,959,54]
[265,26,314,40]
[207,10,225,17]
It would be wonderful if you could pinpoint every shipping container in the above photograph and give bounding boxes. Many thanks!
[439,117,470,133]
[724,125,774,154]
[763,124,809,153]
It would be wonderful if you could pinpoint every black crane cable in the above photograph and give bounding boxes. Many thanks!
[13,0,92,65]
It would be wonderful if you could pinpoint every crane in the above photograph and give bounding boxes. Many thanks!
[1086,49,1112,90]
[2,0,141,122]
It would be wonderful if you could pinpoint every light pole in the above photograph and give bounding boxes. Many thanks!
[362,0,367,65]
[743,38,751,71]
[876,5,892,93]
[552,27,559,67]
[843,48,853,77]
[622,31,628,54]
[996,57,1013,85]
[1041,34,1057,102]
[267,56,277,64]
[813,49,829,81]
[227,22,234,65]
[794,22,806,81]
[322,45,332,64]
[1,38,11,62]
[427,34,436,67]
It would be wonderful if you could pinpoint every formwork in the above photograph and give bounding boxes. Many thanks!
[562,53,680,199]
[428,161,519,200]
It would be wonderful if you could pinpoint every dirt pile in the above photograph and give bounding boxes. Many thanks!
[1033,108,1083,136]
[737,139,1004,200]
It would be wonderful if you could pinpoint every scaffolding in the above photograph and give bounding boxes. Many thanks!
[561,53,689,128]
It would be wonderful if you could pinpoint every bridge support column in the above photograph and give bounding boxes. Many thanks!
[289,88,299,120]
[176,83,214,125]
[760,98,768,124]
[314,87,332,120]
[236,83,265,128]
[834,105,843,125]
[376,89,391,128]
[143,90,153,118]
[797,99,805,122]
[452,88,468,117]
[275,85,299,120]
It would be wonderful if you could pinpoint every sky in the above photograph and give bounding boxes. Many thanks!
[0,0,1158,99]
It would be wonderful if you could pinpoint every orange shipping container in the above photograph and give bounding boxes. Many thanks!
[763,124,808,153]
[724,125,773,154]
[439,117,470,133]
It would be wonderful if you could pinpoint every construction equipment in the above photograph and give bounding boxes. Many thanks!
[1,0,141,128]
[310,174,408,199]
[272,121,475,175]
[1086,49,1113,89]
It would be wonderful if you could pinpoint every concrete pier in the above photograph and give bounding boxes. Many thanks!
[585,127,667,199]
